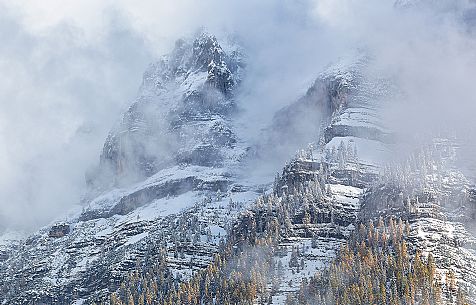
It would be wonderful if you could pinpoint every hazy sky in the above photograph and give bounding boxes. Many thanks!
[0,0,342,232]
[1,0,475,233]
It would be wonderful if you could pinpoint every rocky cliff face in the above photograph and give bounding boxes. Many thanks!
[90,32,245,189]
[245,57,393,303]
[246,57,476,303]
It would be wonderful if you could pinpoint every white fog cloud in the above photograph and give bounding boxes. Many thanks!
[0,3,155,231]
[0,0,335,232]
[1,0,476,232]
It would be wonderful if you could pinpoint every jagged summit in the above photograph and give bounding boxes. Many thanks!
[141,32,244,97]
[89,32,246,190]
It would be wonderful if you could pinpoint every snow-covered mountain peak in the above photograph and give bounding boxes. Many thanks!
[86,32,246,193]
[140,31,243,98]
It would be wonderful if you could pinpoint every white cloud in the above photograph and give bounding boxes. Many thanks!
[0,3,155,231]
[1,0,476,232]
[0,0,332,232]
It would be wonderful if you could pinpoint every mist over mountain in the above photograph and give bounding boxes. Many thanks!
[1,0,476,304]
